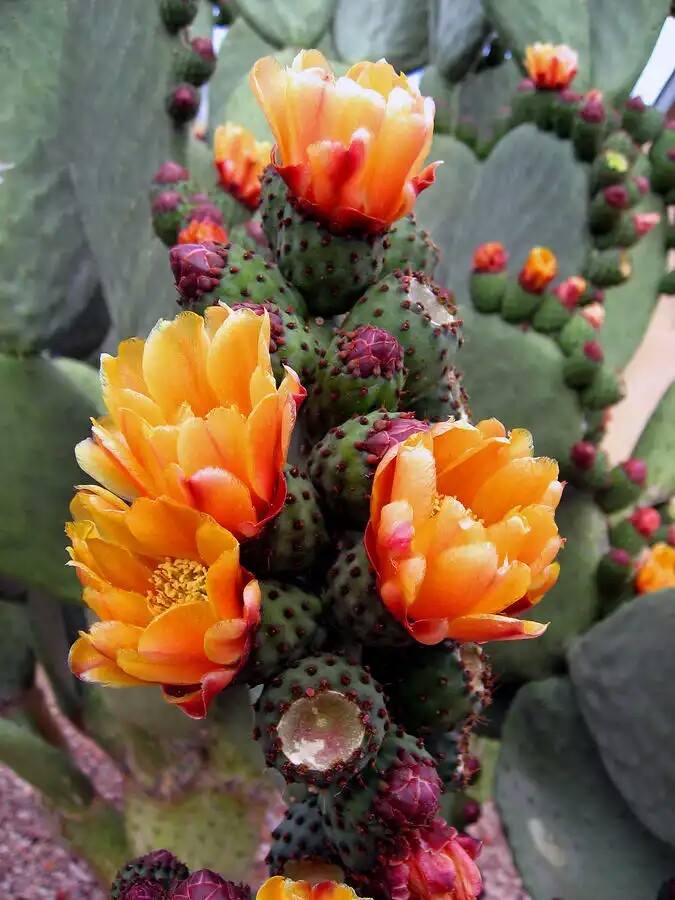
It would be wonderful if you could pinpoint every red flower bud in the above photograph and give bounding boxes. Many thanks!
[626,95,646,111]
[570,441,597,470]
[609,547,632,567]
[634,175,650,195]
[186,200,224,225]
[560,88,582,103]
[166,83,200,123]
[603,184,630,209]
[374,753,442,828]
[461,800,481,825]
[152,190,183,215]
[583,340,604,362]
[361,414,428,467]
[170,870,250,900]
[581,90,605,123]
[169,241,226,303]
[190,37,216,61]
[337,326,404,379]
[630,507,661,538]
[123,882,166,900]
[153,160,189,185]
[633,212,660,236]
[622,458,647,485]
[472,241,508,274]
[554,275,587,309]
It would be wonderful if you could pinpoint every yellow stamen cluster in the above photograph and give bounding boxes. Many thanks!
[147,558,208,614]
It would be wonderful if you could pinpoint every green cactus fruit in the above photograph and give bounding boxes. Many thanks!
[557,313,597,355]
[567,441,610,491]
[160,0,199,32]
[267,795,337,878]
[589,149,630,192]
[244,581,324,684]
[422,730,464,788]
[588,185,633,233]
[306,326,405,437]
[321,727,441,872]
[583,247,632,286]
[412,366,468,424]
[592,211,658,249]
[274,201,386,317]
[152,190,185,246]
[111,849,189,899]
[173,37,217,87]
[308,410,428,527]
[601,129,640,164]
[596,547,634,597]
[208,244,307,317]
[649,121,675,197]
[380,214,439,278]
[469,272,508,313]
[245,465,329,576]
[254,653,389,787]
[571,96,607,161]
[323,540,410,648]
[501,281,546,322]
[597,459,647,513]
[386,642,490,737]
[228,301,322,386]
[562,340,604,388]
[551,89,581,138]
[580,365,625,410]
[259,168,288,250]
[608,520,647,556]
[622,98,664,145]
[341,271,462,412]
[531,294,572,334]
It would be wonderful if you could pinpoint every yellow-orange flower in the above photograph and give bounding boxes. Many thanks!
[75,306,305,539]
[635,542,675,594]
[67,486,260,718]
[525,43,578,90]
[250,50,438,233]
[178,219,229,245]
[365,419,563,644]
[257,876,369,900]
[214,122,272,210]
[518,246,557,293]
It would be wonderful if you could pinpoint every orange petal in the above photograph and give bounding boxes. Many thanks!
[69,635,143,685]
[82,584,153,627]
[137,601,216,660]
[87,620,143,658]
[116,649,216,685]
[410,543,498,620]
[390,434,436,527]
[85,537,153,593]
[195,520,239,567]
[75,437,142,500]
[126,497,203,560]
[206,309,267,413]
[447,613,548,643]
[203,619,248,665]
[187,467,258,536]
[206,543,245,620]
[471,457,560,524]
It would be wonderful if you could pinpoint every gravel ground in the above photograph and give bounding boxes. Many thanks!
[0,674,528,899]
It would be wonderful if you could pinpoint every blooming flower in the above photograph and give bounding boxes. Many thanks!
[518,247,557,293]
[214,122,272,209]
[524,43,578,90]
[67,487,260,718]
[249,50,438,233]
[365,418,563,644]
[376,820,482,900]
[178,219,229,245]
[472,242,508,274]
[635,543,675,594]
[75,307,304,539]
[257,876,369,900]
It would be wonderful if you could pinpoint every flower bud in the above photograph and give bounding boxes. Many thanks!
[583,340,604,362]
[632,212,660,236]
[580,90,606,123]
[337,325,404,379]
[166,83,200,124]
[472,241,508,274]
[570,441,597,470]
[170,870,251,900]
[152,190,183,215]
[603,184,631,210]
[519,246,557,293]
[169,242,227,304]
[622,457,647,485]
[361,414,428,466]
[630,506,661,538]
[374,752,442,828]
[152,160,189,185]
[554,276,587,310]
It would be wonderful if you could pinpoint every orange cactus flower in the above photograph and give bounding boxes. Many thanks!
[472,242,508,274]
[249,50,439,233]
[365,419,563,644]
[214,122,272,210]
[75,306,305,539]
[518,246,557,293]
[178,219,229,245]
[525,43,578,90]
[257,876,369,900]
[635,543,675,594]
[67,486,260,718]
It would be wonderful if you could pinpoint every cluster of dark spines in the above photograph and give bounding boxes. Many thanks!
[245,465,329,577]
[323,539,411,648]
[159,2,218,126]
[253,653,390,787]
[308,411,428,527]
[243,581,324,683]
[266,795,339,877]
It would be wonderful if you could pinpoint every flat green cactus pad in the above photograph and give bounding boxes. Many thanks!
[332,0,429,71]
[632,381,675,499]
[0,354,101,602]
[236,0,335,48]
[427,0,487,81]
[496,678,675,899]
[488,489,605,682]
[0,601,34,705]
[569,589,675,848]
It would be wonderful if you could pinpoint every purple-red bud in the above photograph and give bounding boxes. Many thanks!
[633,212,660,236]
[190,37,216,61]
[166,83,200,123]
[630,507,661,538]
[153,160,189,185]
[170,870,250,900]
[634,175,650,195]
[583,340,604,362]
[123,882,167,900]
[570,441,597,470]
[609,547,632,568]
[560,88,582,104]
[186,201,224,225]
[462,800,482,825]
[626,95,646,111]
[603,184,630,209]
[581,91,606,123]
[621,458,647,485]
[362,414,428,467]
[374,754,442,828]
[338,325,404,379]
[152,190,183,215]
[170,242,226,303]
[463,755,481,785]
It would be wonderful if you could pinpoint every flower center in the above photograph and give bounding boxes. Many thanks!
[147,557,208,614]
